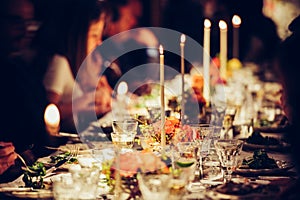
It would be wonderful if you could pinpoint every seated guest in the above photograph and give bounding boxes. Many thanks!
[236,0,281,71]
[276,15,300,199]
[101,0,159,95]
[35,0,112,132]
[0,0,53,182]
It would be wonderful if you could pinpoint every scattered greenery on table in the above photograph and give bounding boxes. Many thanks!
[246,131,280,146]
[242,149,278,169]
[22,162,46,189]
[49,152,77,164]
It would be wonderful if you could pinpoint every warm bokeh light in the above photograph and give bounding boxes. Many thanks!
[180,34,186,43]
[159,45,164,55]
[117,81,128,95]
[232,15,242,26]
[219,20,227,30]
[204,19,211,28]
[44,104,60,127]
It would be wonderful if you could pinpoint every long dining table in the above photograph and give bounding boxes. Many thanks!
[0,64,299,200]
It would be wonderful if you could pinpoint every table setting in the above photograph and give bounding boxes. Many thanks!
[0,26,298,200]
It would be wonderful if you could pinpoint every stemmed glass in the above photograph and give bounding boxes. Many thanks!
[214,139,244,183]
[190,124,215,180]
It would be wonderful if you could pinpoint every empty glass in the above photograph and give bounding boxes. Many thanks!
[214,139,244,183]
[111,132,136,149]
[138,173,171,200]
[53,166,101,200]
[112,119,138,134]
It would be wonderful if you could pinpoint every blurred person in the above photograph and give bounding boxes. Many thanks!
[0,0,53,182]
[35,0,112,132]
[101,0,159,95]
[235,0,281,71]
[0,142,18,176]
[276,15,300,199]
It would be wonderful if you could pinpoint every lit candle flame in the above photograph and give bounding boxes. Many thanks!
[44,104,60,127]
[159,45,164,55]
[232,15,241,26]
[204,19,211,28]
[180,34,186,43]
[219,20,227,30]
[117,81,128,95]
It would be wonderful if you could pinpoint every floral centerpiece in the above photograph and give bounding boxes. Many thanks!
[139,116,199,149]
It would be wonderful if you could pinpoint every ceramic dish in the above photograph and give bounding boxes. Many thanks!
[3,189,53,199]
[242,141,291,151]
[205,181,279,200]
[236,160,294,176]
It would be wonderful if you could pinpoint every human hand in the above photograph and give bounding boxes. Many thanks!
[0,142,17,175]
[95,77,112,115]
[73,78,112,115]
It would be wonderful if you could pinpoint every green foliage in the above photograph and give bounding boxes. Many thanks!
[242,149,278,169]
[22,162,46,189]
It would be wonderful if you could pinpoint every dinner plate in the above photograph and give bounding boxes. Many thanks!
[0,187,33,193]
[242,141,291,151]
[254,125,288,133]
[236,160,294,176]
[205,188,278,200]
[205,181,280,200]
[3,189,53,199]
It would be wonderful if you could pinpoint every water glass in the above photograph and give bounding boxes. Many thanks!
[111,132,136,149]
[138,173,171,200]
[52,174,79,200]
[259,101,276,122]
[214,139,244,183]
[171,142,197,192]
[53,166,101,200]
[112,119,138,133]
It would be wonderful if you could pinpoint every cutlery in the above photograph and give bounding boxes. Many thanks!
[45,145,79,175]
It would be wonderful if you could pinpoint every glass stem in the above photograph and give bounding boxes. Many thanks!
[222,167,232,183]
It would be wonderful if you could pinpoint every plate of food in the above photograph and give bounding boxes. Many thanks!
[254,115,289,133]
[236,149,294,176]
[8,189,53,199]
[205,181,280,200]
[242,131,291,151]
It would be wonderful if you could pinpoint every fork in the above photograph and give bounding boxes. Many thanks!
[17,154,36,174]
[45,145,79,175]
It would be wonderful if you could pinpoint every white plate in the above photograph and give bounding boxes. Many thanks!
[5,189,53,199]
[205,189,277,200]
[242,141,291,151]
[0,187,33,193]
[236,160,294,176]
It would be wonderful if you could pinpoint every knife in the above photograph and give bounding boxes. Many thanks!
[45,154,72,175]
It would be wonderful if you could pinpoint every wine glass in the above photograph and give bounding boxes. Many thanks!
[214,139,244,183]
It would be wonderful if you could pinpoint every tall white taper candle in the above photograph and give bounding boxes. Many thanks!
[159,45,166,148]
[180,34,186,124]
[203,19,211,106]
[219,20,228,80]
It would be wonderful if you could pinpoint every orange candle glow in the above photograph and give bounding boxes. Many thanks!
[44,103,60,135]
